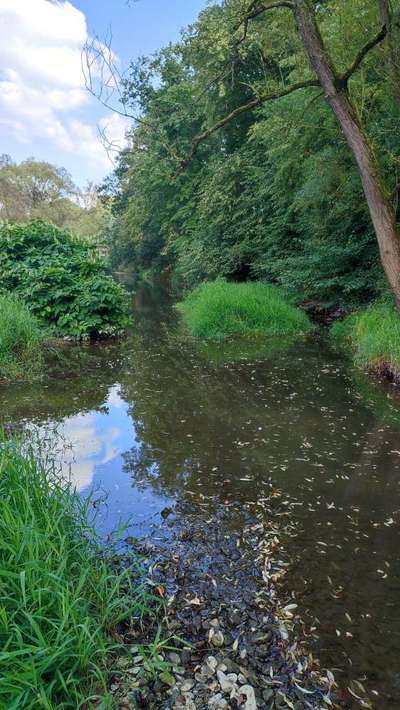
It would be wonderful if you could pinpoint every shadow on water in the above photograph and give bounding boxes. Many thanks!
[1,282,400,706]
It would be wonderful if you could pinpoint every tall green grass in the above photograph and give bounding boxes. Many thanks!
[177,280,313,339]
[0,294,44,380]
[331,300,400,372]
[0,437,155,709]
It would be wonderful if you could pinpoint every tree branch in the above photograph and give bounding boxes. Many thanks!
[341,24,387,85]
[245,1,294,22]
[392,181,400,214]
[175,78,319,176]
[236,1,294,45]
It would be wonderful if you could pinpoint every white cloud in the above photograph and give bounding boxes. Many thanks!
[53,413,122,492]
[0,0,130,176]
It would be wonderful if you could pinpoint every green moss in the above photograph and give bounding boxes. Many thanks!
[0,294,44,380]
[177,280,314,340]
[331,300,400,372]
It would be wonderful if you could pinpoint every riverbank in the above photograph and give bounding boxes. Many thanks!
[0,221,130,382]
[0,294,44,381]
[0,436,160,708]
[331,300,400,383]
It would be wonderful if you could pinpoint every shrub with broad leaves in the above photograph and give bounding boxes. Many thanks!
[0,221,130,339]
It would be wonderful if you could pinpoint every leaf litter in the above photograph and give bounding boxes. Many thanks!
[109,489,373,708]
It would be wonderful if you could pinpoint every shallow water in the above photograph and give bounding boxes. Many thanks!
[2,285,400,707]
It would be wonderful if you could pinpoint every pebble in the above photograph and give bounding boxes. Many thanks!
[210,629,225,647]
[208,693,229,709]
[206,656,218,672]
[169,652,182,666]
[262,688,274,702]
[180,679,195,692]
[238,684,257,710]
[216,670,237,693]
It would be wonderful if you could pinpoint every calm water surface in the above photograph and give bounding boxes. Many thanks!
[2,286,400,707]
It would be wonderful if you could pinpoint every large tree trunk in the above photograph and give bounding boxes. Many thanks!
[294,0,400,309]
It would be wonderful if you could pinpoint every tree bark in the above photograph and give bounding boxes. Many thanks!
[294,0,400,309]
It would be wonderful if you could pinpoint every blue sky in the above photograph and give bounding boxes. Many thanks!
[0,0,206,187]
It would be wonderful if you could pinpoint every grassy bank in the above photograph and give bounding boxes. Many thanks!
[0,294,44,380]
[177,281,313,339]
[0,437,155,708]
[331,300,400,377]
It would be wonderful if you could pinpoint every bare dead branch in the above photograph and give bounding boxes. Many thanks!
[82,33,154,131]
[82,33,183,165]
[175,78,319,176]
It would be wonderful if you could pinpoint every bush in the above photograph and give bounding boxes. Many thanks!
[0,436,155,708]
[0,294,44,379]
[0,221,130,339]
[177,280,314,339]
[331,300,400,371]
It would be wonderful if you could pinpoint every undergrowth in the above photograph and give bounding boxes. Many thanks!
[0,294,44,380]
[331,299,400,373]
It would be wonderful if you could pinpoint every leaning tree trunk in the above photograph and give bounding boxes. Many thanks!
[294,0,400,310]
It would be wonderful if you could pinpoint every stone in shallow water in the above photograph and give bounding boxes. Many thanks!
[210,629,225,647]
[169,652,181,666]
[262,688,274,702]
[216,670,237,693]
[238,684,257,709]
[206,656,218,673]
[208,693,229,709]
[180,679,195,692]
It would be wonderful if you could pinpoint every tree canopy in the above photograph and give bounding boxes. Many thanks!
[0,155,106,240]
[99,0,400,310]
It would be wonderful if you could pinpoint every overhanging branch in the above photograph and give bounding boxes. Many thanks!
[236,1,294,45]
[341,24,387,85]
[246,1,294,22]
[175,78,319,176]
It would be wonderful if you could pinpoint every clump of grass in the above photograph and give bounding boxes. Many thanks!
[0,293,44,380]
[0,436,155,709]
[331,300,400,372]
[177,280,313,339]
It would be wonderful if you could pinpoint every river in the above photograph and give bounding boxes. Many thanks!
[1,284,400,708]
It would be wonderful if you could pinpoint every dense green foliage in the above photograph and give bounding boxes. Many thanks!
[101,0,399,311]
[0,221,129,339]
[177,280,313,339]
[0,294,44,380]
[0,155,106,240]
[0,437,154,709]
[331,300,400,372]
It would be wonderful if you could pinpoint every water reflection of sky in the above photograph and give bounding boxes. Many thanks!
[53,384,172,537]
